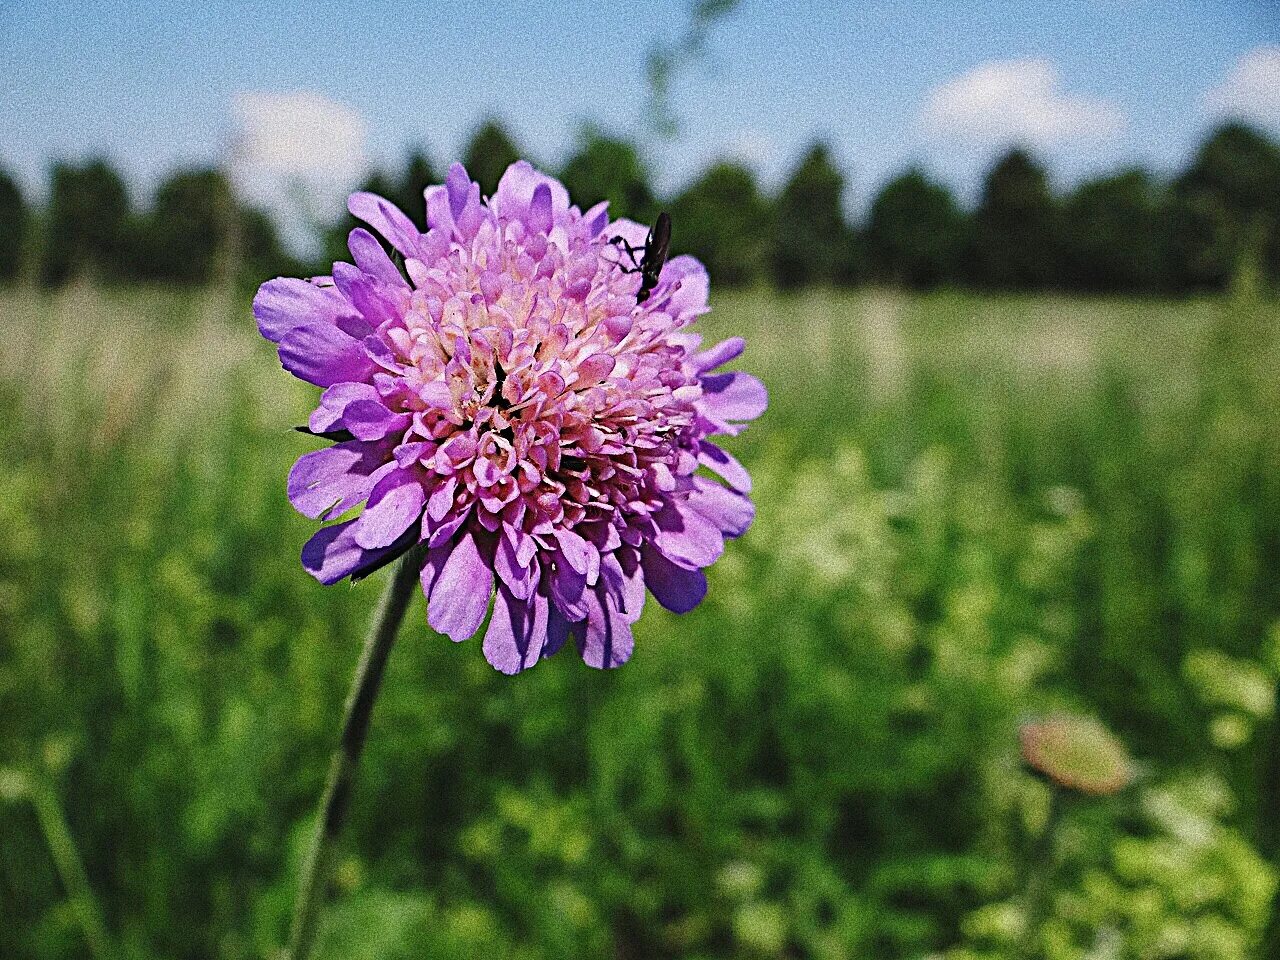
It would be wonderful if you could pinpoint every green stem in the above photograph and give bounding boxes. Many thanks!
[30,779,114,960]
[1021,786,1062,960]
[1259,691,1280,957]
[284,551,421,960]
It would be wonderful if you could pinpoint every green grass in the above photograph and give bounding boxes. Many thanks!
[1,286,1278,959]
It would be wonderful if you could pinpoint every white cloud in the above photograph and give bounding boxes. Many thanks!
[1202,45,1280,130]
[228,91,369,252]
[919,59,1125,149]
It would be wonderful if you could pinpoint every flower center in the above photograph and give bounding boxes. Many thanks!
[381,221,699,538]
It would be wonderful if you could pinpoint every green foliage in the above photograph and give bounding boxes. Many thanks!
[1168,123,1280,292]
[668,162,770,286]
[135,168,235,284]
[558,128,657,225]
[34,162,295,289]
[968,149,1059,290]
[462,120,522,198]
[866,169,967,289]
[0,167,29,283]
[132,168,295,286]
[1059,170,1165,293]
[1,289,1278,959]
[42,160,132,286]
[27,125,1280,297]
[769,143,860,289]
[239,207,304,286]
[950,775,1274,960]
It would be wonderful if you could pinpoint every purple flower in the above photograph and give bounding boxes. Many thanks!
[256,161,765,673]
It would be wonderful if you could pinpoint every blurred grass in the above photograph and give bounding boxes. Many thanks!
[1,285,1278,959]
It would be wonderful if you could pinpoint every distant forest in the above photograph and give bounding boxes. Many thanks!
[2,119,1278,295]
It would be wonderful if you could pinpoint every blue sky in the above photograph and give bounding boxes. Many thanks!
[3,0,1278,219]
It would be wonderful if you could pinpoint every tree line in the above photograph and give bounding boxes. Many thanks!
[2,119,1278,295]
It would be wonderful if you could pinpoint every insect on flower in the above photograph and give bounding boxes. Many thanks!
[254,162,766,674]
[608,211,672,304]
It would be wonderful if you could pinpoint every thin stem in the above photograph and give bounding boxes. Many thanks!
[1259,690,1280,957]
[284,550,421,960]
[30,778,115,960]
[1021,785,1063,960]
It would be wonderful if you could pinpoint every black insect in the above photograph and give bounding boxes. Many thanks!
[609,211,671,304]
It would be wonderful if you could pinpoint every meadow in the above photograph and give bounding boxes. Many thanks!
[1,285,1278,960]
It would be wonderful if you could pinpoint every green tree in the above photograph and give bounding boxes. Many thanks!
[239,206,302,284]
[668,161,769,286]
[462,119,522,198]
[967,148,1059,290]
[769,143,859,289]
[126,167,297,286]
[558,128,657,224]
[136,168,236,284]
[0,168,29,284]
[42,159,132,286]
[865,169,967,289]
[1059,169,1165,293]
[1167,123,1280,292]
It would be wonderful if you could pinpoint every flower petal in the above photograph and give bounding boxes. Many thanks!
[254,278,360,343]
[347,192,427,259]
[641,543,708,614]
[658,255,709,325]
[552,528,592,576]
[582,200,610,237]
[427,532,493,642]
[577,588,634,670]
[698,441,751,493]
[698,371,767,424]
[482,585,550,675]
[544,603,573,658]
[354,470,426,549]
[342,398,411,441]
[605,217,651,251]
[288,440,391,519]
[444,163,484,239]
[278,322,377,387]
[301,520,409,586]
[690,336,745,374]
[309,382,380,434]
[348,228,409,289]
[600,550,645,621]
[651,502,725,570]
[549,561,589,622]
[424,184,453,234]
[687,477,755,539]
[495,532,539,600]
[494,161,571,225]
[332,262,403,328]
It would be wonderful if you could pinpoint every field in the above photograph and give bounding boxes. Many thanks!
[2,286,1279,960]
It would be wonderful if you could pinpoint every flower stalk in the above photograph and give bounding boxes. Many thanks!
[285,549,422,960]
[1020,785,1062,960]
[29,776,115,960]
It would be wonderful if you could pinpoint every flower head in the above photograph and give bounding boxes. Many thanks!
[255,161,765,673]
[1019,715,1133,796]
